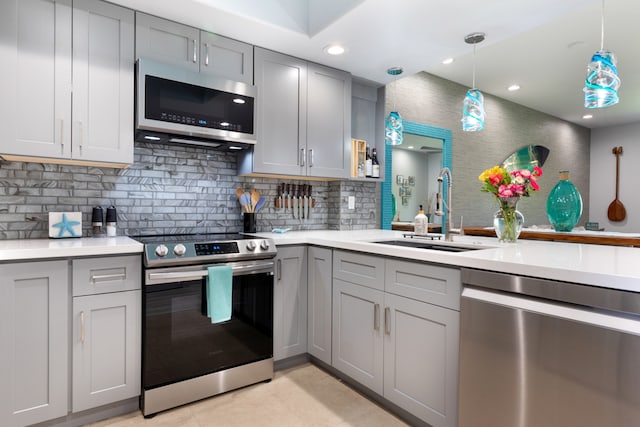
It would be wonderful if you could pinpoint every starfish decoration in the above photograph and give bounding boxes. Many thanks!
[52,213,81,237]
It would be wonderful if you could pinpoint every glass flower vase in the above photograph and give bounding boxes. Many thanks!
[546,171,583,232]
[493,197,524,243]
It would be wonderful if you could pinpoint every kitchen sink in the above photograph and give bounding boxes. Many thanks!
[373,239,486,253]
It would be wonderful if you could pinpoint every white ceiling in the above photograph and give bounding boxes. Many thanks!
[113,0,640,129]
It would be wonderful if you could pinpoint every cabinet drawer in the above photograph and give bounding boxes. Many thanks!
[385,260,460,310]
[73,255,141,296]
[333,250,384,291]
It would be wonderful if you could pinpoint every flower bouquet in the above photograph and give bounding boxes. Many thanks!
[478,165,543,242]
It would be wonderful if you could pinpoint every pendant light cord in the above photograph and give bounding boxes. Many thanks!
[472,43,477,89]
[600,0,605,51]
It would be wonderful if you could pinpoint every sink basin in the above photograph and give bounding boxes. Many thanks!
[373,239,485,253]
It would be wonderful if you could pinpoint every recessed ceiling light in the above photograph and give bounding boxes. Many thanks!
[324,44,346,55]
[583,114,593,119]
[507,84,521,91]
[442,58,454,65]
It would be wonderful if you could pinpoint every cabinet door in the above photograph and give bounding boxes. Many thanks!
[0,0,72,160]
[252,48,307,176]
[135,12,200,72]
[306,62,351,178]
[383,293,459,427]
[73,0,134,165]
[307,246,332,364]
[332,278,384,395]
[0,261,69,427]
[72,290,141,412]
[351,81,378,146]
[200,32,253,84]
[273,246,308,361]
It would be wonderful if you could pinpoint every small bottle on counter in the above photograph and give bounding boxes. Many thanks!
[106,206,117,237]
[371,148,380,178]
[414,205,428,235]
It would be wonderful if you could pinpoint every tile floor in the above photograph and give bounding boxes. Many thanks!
[86,363,409,427]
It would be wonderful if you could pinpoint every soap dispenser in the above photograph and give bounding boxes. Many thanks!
[414,205,428,235]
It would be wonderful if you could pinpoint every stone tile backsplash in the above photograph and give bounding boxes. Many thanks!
[0,142,379,239]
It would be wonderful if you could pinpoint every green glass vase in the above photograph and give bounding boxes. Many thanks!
[546,171,583,232]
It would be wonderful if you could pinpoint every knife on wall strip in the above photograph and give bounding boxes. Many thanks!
[301,184,307,219]
[307,184,312,219]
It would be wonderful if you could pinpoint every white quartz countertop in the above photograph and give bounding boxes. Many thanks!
[0,236,143,261]
[252,229,640,293]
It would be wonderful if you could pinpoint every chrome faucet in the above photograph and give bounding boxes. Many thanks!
[435,167,463,241]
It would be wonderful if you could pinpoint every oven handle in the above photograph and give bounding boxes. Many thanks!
[147,262,274,282]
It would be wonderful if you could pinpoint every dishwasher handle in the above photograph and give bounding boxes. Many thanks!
[463,287,640,337]
[461,267,640,316]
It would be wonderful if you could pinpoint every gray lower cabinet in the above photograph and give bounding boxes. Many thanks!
[0,260,69,427]
[273,246,308,361]
[72,255,141,412]
[331,250,459,427]
[332,278,384,394]
[307,246,333,364]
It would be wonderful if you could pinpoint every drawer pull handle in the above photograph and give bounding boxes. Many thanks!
[91,272,126,283]
[277,259,282,281]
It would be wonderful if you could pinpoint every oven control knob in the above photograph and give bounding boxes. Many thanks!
[155,244,169,257]
[259,240,270,251]
[174,243,186,256]
[246,241,257,251]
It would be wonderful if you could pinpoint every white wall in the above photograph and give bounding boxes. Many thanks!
[590,122,640,232]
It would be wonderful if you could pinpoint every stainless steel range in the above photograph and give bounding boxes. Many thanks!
[134,233,277,417]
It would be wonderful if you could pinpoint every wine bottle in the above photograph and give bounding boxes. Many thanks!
[371,148,380,178]
[365,145,372,177]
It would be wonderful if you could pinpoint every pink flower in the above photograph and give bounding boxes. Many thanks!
[498,184,515,198]
[530,179,540,191]
[533,166,543,177]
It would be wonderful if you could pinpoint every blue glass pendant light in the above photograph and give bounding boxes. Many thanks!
[584,0,620,108]
[461,32,486,132]
[385,67,403,145]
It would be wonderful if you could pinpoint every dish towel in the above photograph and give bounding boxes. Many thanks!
[206,265,233,323]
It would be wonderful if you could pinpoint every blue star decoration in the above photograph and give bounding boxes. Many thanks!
[53,213,81,237]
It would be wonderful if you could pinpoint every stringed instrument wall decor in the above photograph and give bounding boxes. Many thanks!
[607,146,626,222]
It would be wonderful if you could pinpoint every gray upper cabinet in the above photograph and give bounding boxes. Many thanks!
[0,260,69,427]
[250,48,307,176]
[241,47,351,179]
[306,62,351,178]
[273,246,308,361]
[351,81,378,146]
[0,0,73,161]
[0,0,134,167]
[73,0,134,165]
[136,12,253,84]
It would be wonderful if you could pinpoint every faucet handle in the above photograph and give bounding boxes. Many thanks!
[450,216,465,235]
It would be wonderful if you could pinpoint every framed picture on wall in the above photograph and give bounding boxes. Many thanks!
[399,187,407,196]
[408,176,415,186]
[404,187,412,196]
[401,196,409,206]
[396,175,404,185]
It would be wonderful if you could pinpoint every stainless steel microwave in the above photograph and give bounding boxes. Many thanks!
[135,59,256,150]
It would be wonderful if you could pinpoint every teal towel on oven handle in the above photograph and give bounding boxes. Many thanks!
[206,265,233,323]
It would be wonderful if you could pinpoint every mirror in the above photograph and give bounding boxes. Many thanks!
[502,145,550,172]
[381,121,452,230]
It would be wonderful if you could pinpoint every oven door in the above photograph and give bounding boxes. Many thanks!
[142,259,274,391]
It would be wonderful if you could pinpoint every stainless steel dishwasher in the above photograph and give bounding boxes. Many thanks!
[459,268,640,427]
